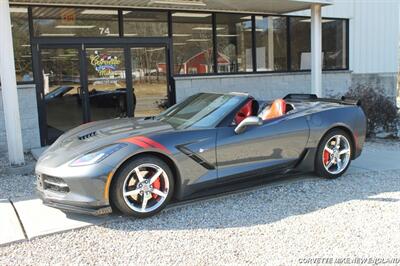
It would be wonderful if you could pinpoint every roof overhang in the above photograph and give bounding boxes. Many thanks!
[9,0,332,14]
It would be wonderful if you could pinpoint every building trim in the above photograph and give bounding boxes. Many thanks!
[173,69,352,80]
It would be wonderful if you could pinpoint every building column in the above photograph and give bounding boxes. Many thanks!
[0,0,25,165]
[311,4,322,97]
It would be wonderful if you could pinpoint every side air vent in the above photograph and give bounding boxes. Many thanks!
[78,131,96,141]
[176,145,215,170]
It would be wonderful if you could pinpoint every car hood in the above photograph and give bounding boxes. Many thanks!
[39,117,173,167]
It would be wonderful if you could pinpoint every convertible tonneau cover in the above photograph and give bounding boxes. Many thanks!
[283,94,361,106]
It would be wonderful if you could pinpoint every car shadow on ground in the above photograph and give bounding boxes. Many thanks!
[98,169,400,232]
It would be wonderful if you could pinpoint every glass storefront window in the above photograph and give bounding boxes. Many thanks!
[323,19,347,70]
[10,7,33,82]
[14,6,349,83]
[255,16,287,72]
[290,17,347,70]
[124,11,168,37]
[172,12,213,75]
[131,47,168,116]
[32,7,119,37]
[216,14,253,73]
[290,17,310,70]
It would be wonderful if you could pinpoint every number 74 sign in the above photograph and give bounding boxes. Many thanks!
[99,27,111,35]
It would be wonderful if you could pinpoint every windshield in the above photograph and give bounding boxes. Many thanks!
[158,93,243,129]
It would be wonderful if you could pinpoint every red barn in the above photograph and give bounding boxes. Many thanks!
[173,50,230,74]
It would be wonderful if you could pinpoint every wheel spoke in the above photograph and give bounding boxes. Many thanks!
[326,160,334,169]
[149,169,163,184]
[339,148,350,155]
[325,147,334,154]
[123,188,141,197]
[337,160,343,171]
[335,136,341,148]
[152,189,167,198]
[134,167,144,182]
[141,196,149,211]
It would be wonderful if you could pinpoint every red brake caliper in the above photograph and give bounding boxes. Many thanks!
[152,178,161,200]
[323,149,330,165]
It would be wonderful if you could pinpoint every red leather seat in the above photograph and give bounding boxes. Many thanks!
[235,99,258,124]
[260,99,287,121]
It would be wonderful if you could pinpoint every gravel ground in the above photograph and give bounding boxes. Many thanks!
[364,138,400,151]
[1,170,399,265]
[0,152,35,172]
[0,174,36,199]
[0,153,36,199]
[0,142,399,265]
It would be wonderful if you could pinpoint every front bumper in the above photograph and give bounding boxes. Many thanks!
[36,162,114,216]
[38,191,112,216]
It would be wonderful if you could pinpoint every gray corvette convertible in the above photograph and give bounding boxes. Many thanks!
[36,92,367,217]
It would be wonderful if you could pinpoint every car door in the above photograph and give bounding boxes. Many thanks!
[164,128,218,199]
[216,115,310,182]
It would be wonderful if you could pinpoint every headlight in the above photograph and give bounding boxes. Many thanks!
[70,143,127,167]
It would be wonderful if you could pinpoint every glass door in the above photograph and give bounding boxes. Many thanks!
[85,47,131,121]
[40,48,83,143]
[39,44,170,144]
[131,47,169,117]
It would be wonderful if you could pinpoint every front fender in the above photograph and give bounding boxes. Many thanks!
[102,145,183,202]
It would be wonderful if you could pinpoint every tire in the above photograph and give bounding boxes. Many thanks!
[315,129,353,179]
[110,155,174,218]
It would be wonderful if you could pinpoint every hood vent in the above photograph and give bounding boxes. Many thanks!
[78,131,97,141]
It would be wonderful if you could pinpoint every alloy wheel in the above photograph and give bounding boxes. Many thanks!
[122,163,170,213]
[322,135,351,175]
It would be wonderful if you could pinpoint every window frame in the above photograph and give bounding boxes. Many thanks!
[173,13,349,77]
[253,15,289,72]
[287,15,349,72]
[214,12,255,74]
[170,10,215,76]
[13,4,350,85]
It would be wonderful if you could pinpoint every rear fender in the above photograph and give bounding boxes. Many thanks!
[295,123,356,173]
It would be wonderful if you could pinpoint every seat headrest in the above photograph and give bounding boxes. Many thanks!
[260,99,286,121]
[235,99,258,124]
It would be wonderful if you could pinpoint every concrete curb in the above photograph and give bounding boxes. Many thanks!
[0,199,26,246]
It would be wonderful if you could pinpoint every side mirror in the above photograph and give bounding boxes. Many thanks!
[234,116,263,134]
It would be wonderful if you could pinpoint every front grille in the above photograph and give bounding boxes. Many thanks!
[42,175,70,193]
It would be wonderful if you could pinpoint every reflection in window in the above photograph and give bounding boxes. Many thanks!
[10,7,33,82]
[290,17,347,70]
[255,16,287,71]
[32,7,119,37]
[216,14,253,73]
[124,11,168,37]
[172,12,213,75]
[41,48,82,142]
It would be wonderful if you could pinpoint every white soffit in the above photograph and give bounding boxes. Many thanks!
[9,0,332,14]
